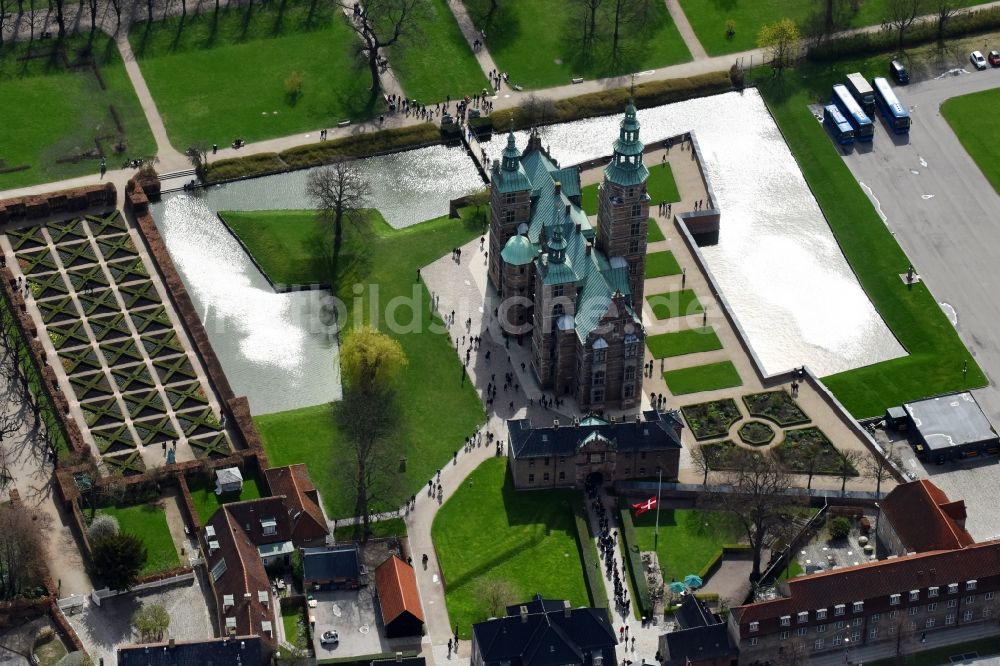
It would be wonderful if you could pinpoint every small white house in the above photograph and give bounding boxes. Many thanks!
[215,467,244,495]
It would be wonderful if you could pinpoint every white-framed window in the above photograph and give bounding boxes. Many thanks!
[817,624,827,633]
[927,603,938,612]
[797,612,809,624]
[870,627,879,640]
[929,586,939,598]
[890,610,899,619]
[948,583,959,594]
[817,609,828,620]
[749,638,758,647]
[871,613,881,623]
[852,631,861,642]
[630,221,642,236]
[926,618,936,628]
[796,628,808,637]
[967,595,977,604]
[985,608,993,618]
[890,594,901,606]
[948,599,958,608]
[749,622,759,633]
[780,616,791,626]
[835,621,845,630]
[503,192,517,205]
[834,604,846,616]
[968,580,979,591]
[986,592,995,601]
[832,636,843,647]
[910,590,920,601]
[780,631,789,640]
[853,601,864,613]
[964,610,974,622]
[908,607,919,616]
[852,618,863,627]
[503,209,516,223]
[624,366,636,381]
[261,518,277,536]
[814,639,825,651]
[946,613,956,625]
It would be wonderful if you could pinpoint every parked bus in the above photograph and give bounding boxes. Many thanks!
[823,105,855,145]
[871,76,911,135]
[832,84,874,142]
[846,72,876,116]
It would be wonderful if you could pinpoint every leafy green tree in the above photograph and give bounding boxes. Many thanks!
[91,532,147,591]
[132,604,171,642]
[757,18,801,73]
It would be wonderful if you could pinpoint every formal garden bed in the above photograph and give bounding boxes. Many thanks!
[737,421,776,447]
[774,427,858,476]
[680,399,742,440]
[743,390,810,427]
[699,440,759,470]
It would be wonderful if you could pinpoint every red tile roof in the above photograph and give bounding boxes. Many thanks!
[733,540,1000,628]
[264,465,329,545]
[881,479,974,553]
[374,555,424,625]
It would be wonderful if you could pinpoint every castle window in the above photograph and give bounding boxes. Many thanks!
[528,474,535,483]
[553,303,565,318]
[624,384,635,398]
[543,473,550,482]
[552,285,565,297]
[624,366,636,381]
[503,210,515,223]
[628,188,635,197]
[630,221,642,235]
[631,203,642,217]
[519,266,525,274]
[559,471,565,481]
[628,240,640,254]
[594,350,607,363]
[504,192,517,205]
[592,389,605,403]
[624,343,638,358]
[593,371,605,386]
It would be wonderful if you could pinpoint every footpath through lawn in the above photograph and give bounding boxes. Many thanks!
[242,207,486,519]
[942,87,1000,196]
[432,458,590,639]
[757,61,985,418]
[0,36,155,190]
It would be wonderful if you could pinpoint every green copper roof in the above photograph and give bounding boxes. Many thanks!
[501,234,536,266]
[604,101,649,187]
[492,131,532,193]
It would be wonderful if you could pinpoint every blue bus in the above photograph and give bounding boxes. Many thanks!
[871,76,911,135]
[832,84,874,142]
[823,105,855,145]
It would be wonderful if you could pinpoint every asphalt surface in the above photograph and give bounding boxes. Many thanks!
[838,63,1000,538]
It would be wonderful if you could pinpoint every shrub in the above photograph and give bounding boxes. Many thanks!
[279,123,442,168]
[829,516,851,540]
[87,514,120,543]
[91,532,148,591]
[618,508,652,618]
[205,153,285,183]
[572,502,610,615]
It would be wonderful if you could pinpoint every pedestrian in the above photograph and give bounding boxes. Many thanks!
[416,268,420,281]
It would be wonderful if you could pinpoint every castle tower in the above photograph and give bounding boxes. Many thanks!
[596,102,650,312]
[488,131,532,291]
[532,218,578,392]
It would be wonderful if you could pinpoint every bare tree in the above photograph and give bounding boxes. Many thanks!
[305,161,371,284]
[883,0,924,49]
[799,442,824,490]
[932,0,959,39]
[863,445,900,497]
[708,450,802,582]
[608,0,649,65]
[339,0,425,102]
[0,502,48,599]
[836,450,863,494]
[572,0,603,50]
[51,0,67,37]
[185,145,208,181]
[690,444,717,485]
[0,0,11,45]
[475,578,519,619]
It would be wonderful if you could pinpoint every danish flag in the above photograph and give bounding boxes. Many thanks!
[632,496,657,516]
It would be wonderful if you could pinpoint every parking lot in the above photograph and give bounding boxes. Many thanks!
[309,587,394,659]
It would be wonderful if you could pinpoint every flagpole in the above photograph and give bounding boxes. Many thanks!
[654,468,662,551]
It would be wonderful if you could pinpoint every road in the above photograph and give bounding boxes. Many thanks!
[839,64,1000,539]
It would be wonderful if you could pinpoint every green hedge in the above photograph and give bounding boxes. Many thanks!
[808,6,1000,61]
[490,72,732,131]
[572,501,611,616]
[697,544,752,581]
[618,508,653,619]
[312,651,420,666]
[203,123,443,183]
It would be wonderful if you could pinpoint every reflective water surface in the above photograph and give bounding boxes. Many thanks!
[481,90,905,376]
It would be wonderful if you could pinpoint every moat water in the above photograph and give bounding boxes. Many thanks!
[480,89,905,377]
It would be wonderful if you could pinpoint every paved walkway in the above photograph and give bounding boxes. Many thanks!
[664,0,707,61]
[444,0,500,80]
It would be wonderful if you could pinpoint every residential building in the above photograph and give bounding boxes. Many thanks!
[264,464,330,546]
[877,479,973,556]
[374,555,425,637]
[207,496,296,567]
[488,103,650,411]
[471,595,617,666]
[117,636,269,666]
[659,595,737,666]
[507,411,683,489]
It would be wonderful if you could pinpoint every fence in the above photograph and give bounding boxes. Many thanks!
[90,569,195,606]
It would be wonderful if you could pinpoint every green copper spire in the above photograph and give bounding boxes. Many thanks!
[603,101,649,187]
[547,222,568,264]
[501,130,520,171]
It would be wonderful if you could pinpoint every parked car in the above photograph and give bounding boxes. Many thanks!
[971,50,988,70]
[990,50,1000,67]
[320,630,339,645]
[890,59,910,84]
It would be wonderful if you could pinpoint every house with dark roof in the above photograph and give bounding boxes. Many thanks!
[207,496,295,567]
[303,545,362,590]
[374,555,425,637]
[471,595,616,666]
[264,464,329,546]
[730,482,1000,665]
[877,479,974,556]
[487,104,651,411]
[658,596,736,666]
[202,507,276,644]
[117,636,269,666]
[507,410,682,489]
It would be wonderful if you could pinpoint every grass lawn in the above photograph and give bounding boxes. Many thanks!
[645,250,682,278]
[281,604,310,652]
[647,289,704,320]
[867,636,1000,666]
[0,36,156,190]
[187,472,263,524]
[387,0,487,102]
[432,458,590,639]
[248,208,486,519]
[580,163,680,215]
[630,508,743,581]
[757,58,985,418]
[648,219,666,243]
[128,1,378,148]
[334,517,407,541]
[98,503,180,575]
[647,326,721,358]
[664,360,742,395]
[942,87,1000,196]
[462,0,690,90]
[679,0,987,56]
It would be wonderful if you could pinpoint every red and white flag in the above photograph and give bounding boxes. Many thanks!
[632,496,657,516]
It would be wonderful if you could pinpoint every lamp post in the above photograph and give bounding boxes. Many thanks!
[874,502,881,559]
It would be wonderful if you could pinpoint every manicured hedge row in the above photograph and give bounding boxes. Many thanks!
[618,508,653,619]
[573,501,611,616]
